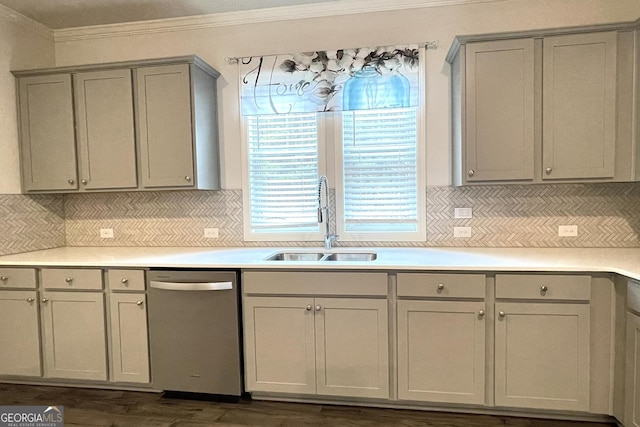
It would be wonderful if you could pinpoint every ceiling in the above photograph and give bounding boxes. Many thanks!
[0,0,348,29]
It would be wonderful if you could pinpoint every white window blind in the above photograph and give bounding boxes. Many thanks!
[246,113,320,234]
[341,107,419,233]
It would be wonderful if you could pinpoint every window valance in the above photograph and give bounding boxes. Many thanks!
[239,45,420,116]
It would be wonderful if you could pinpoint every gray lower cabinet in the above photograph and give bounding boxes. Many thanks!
[40,291,107,381]
[449,25,636,185]
[18,74,77,192]
[626,281,640,427]
[107,269,149,384]
[13,56,221,194]
[0,290,41,376]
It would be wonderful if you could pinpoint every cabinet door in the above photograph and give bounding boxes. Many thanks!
[397,300,485,404]
[465,39,534,182]
[243,296,316,394]
[135,64,195,188]
[542,32,617,179]
[18,74,77,192]
[109,293,149,383]
[626,312,640,427]
[315,298,389,399]
[495,302,590,411]
[74,69,137,190]
[0,291,41,376]
[41,292,107,381]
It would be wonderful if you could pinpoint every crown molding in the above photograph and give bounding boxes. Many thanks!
[54,0,506,42]
[0,3,53,40]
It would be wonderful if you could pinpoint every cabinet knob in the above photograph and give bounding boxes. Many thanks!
[498,311,505,318]
[81,179,87,185]
[540,285,548,293]
[185,176,192,182]
[65,277,73,284]
[437,283,444,291]
[306,305,312,311]
[136,300,144,306]
[478,310,485,317]
[0,276,7,281]
[121,278,129,286]
[41,298,49,303]
[315,305,322,312]
[68,179,75,185]
[468,170,475,177]
[545,167,552,175]
[27,297,35,303]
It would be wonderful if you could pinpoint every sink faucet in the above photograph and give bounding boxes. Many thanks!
[318,175,339,250]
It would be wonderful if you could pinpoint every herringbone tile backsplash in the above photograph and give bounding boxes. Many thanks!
[59,182,640,248]
[0,195,65,256]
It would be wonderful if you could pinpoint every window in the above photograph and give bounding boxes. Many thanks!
[243,113,322,239]
[337,107,423,240]
[243,108,425,242]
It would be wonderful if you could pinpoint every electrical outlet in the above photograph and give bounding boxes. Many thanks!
[453,226,472,238]
[558,225,578,237]
[99,228,114,238]
[204,228,219,238]
[454,207,473,219]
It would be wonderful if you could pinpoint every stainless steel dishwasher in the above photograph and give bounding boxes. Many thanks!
[147,270,242,396]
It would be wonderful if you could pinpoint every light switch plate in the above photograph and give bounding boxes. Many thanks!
[558,225,578,237]
[99,228,114,238]
[454,226,472,238]
[204,228,219,238]
[454,207,473,219]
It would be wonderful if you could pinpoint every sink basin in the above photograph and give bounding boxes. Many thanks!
[323,252,377,261]
[265,251,377,262]
[265,252,325,261]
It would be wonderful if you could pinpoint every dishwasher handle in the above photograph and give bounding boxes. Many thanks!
[149,280,233,291]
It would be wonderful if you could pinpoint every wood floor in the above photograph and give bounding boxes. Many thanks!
[0,383,617,427]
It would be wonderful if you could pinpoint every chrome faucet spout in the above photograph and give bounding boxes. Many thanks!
[318,175,339,250]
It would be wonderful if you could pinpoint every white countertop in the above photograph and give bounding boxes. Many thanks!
[0,246,639,280]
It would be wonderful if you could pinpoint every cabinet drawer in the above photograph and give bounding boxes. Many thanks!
[243,271,387,296]
[41,268,103,290]
[496,274,590,301]
[397,273,485,298]
[0,268,36,289]
[108,269,145,291]
[628,280,640,313]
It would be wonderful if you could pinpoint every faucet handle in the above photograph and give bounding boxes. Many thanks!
[318,208,324,223]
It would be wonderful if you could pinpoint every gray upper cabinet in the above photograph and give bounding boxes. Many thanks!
[464,39,535,182]
[136,61,220,190]
[449,24,636,186]
[74,69,137,190]
[542,32,617,180]
[18,74,78,192]
[13,56,221,194]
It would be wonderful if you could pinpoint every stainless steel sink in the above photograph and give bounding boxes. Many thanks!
[265,252,325,261]
[323,252,377,261]
[265,251,377,262]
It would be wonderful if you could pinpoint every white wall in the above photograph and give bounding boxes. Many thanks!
[52,0,640,188]
[0,8,55,194]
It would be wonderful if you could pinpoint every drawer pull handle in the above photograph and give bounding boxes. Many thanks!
[136,300,144,306]
[498,311,505,318]
[478,310,485,317]
[437,283,444,291]
[121,278,129,286]
[306,305,312,311]
[65,277,73,284]
[41,298,49,303]
[540,285,548,293]
[0,276,7,281]
[315,305,322,312]
[468,170,475,177]
[27,297,35,303]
